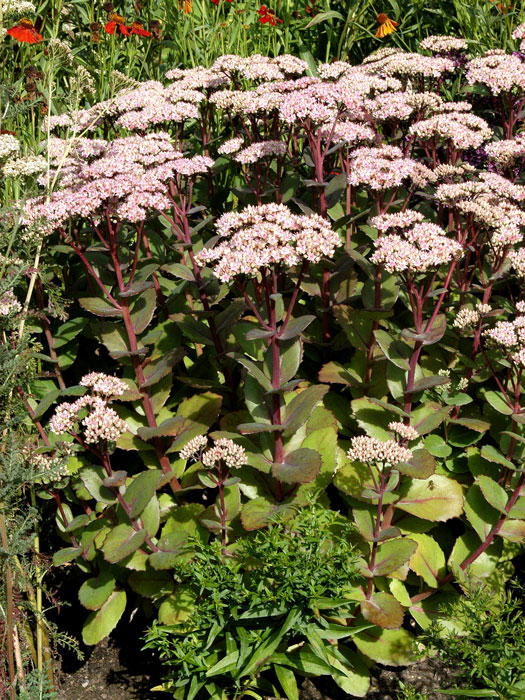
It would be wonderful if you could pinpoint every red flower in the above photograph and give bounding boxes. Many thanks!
[258,5,282,24]
[105,13,129,35]
[7,18,43,44]
[128,20,151,36]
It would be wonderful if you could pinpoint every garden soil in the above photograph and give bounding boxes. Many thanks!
[55,634,454,700]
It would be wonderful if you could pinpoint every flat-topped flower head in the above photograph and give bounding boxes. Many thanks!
[420,35,467,54]
[0,290,22,316]
[348,145,421,191]
[195,203,342,282]
[201,438,246,469]
[409,112,492,150]
[79,372,128,397]
[347,435,412,466]
[370,221,463,274]
[466,52,525,95]
[234,140,287,164]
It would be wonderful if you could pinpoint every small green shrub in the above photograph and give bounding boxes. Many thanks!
[420,583,525,700]
[144,506,367,700]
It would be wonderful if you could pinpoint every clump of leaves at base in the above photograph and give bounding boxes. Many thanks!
[144,505,365,700]
[420,582,525,700]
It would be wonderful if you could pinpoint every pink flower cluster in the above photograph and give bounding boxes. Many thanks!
[234,140,287,165]
[79,372,128,397]
[484,315,525,367]
[371,221,463,274]
[420,35,468,54]
[0,290,22,316]
[179,434,208,460]
[409,112,492,150]
[23,132,203,229]
[195,203,342,282]
[466,51,525,95]
[50,395,127,444]
[388,422,420,441]
[348,146,422,191]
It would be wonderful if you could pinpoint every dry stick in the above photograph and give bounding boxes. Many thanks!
[0,510,16,700]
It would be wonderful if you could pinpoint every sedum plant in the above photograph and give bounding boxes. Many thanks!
[13,27,525,698]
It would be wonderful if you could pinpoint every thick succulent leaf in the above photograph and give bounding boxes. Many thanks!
[82,590,126,645]
[360,592,404,629]
[395,475,464,521]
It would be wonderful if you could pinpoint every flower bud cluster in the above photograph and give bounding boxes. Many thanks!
[79,372,128,397]
[347,435,413,466]
[180,434,208,460]
[201,438,246,469]
[388,422,420,441]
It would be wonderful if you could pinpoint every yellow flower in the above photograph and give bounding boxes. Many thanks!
[375,13,398,39]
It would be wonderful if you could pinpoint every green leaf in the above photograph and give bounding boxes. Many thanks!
[141,348,185,388]
[102,524,147,563]
[128,570,175,599]
[397,449,435,479]
[360,592,404,630]
[130,287,156,334]
[206,651,240,678]
[82,590,126,645]
[480,445,515,470]
[464,485,500,541]
[483,390,513,415]
[368,538,418,577]
[79,573,116,611]
[241,497,294,531]
[477,475,508,512]
[353,625,415,666]
[278,340,303,385]
[123,470,161,519]
[283,385,329,436]
[412,402,451,435]
[158,585,196,625]
[228,353,273,392]
[448,532,502,580]
[497,519,525,543]
[161,262,195,281]
[424,434,452,458]
[374,330,411,370]
[274,665,299,700]
[408,533,446,587]
[238,422,285,434]
[80,466,117,504]
[395,475,464,521]
[279,315,315,341]
[412,375,451,392]
[272,448,321,485]
[53,547,83,565]
[318,362,361,387]
[33,389,61,420]
[78,296,121,317]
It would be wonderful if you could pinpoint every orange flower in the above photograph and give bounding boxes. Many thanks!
[105,13,130,35]
[258,6,282,25]
[128,20,151,35]
[184,0,192,12]
[7,18,43,44]
[490,0,511,12]
[375,13,398,38]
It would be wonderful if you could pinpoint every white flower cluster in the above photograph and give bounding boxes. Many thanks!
[0,290,22,316]
[0,133,20,160]
[1,0,35,17]
[388,421,419,441]
[31,452,70,484]
[201,438,247,470]
[347,435,413,466]
[179,434,208,460]
[420,35,468,53]
[234,140,287,165]
[3,155,47,178]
